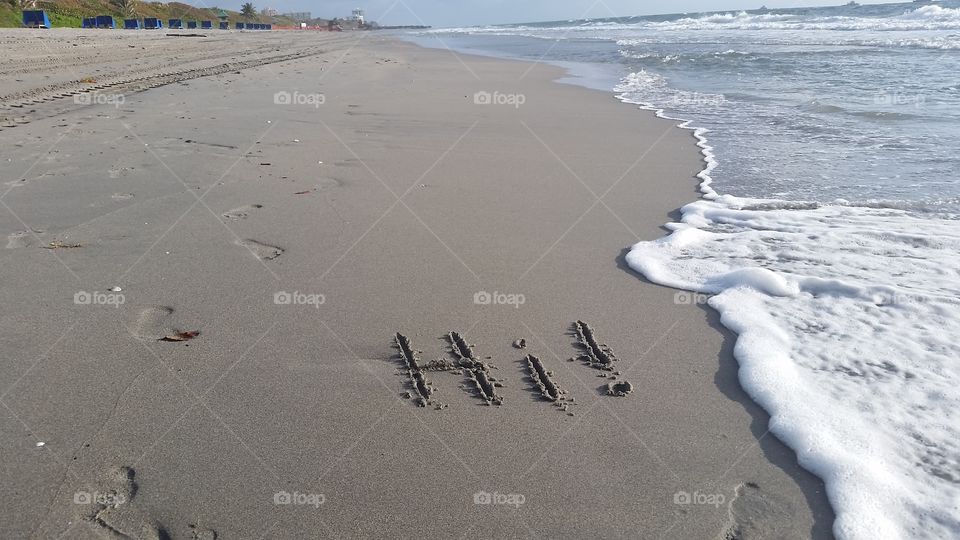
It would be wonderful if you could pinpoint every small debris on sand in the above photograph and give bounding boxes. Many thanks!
[512,338,526,349]
[159,330,200,342]
[43,240,82,249]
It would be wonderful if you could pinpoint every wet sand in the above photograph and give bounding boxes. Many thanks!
[0,29,833,538]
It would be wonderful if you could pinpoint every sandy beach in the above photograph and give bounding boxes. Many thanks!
[0,29,833,539]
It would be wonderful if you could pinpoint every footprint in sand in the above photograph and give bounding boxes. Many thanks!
[316,177,344,189]
[236,239,283,261]
[128,305,176,340]
[722,482,797,540]
[108,168,125,179]
[6,230,38,249]
[221,204,263,221]
[189,523,219,540]
[76,465,172,540]
[333,158,362,168]
[3,178,28,188]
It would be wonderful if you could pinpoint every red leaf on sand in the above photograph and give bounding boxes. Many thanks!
[160,330,200,342]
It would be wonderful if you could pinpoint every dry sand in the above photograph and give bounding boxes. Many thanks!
[0,29,833,538]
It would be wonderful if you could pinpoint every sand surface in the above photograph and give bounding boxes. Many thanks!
[0,29,833,538]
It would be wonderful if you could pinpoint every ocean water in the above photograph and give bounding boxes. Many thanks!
[412,2,960,539]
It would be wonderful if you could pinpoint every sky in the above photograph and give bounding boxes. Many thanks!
[249,0,905,27]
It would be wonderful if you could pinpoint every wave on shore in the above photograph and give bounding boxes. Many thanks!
[618,85,960,540]
[428,5,960,49]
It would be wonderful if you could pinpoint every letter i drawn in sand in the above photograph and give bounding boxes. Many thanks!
[571,320,633,397]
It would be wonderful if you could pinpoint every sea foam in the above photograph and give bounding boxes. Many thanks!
[619,83,960,539]
[427,7,960,49]
[646,6,960,32]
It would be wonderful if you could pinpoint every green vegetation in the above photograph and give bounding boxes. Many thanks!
[50,11,79,26]
[0,6,20,26]
[0,0,296,27]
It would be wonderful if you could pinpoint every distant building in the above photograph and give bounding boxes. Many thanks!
[352,8,365,25]
[282,11,311,21]
[260,7,278,16]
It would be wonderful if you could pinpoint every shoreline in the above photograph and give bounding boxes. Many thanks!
[0,30,833,538]
[404,33,628,93]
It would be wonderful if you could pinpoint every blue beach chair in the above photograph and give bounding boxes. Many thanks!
[82,17,97,28]
[264,24,271,30]
[219,22,228,30]
[168,19,182,29]
[22,10,51,28]
[187,20,197,29]
[200,20,212,29]
[235,22,243,29]
[143,18,162,29]
[96,15,115,28]
[123,19,140,29]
